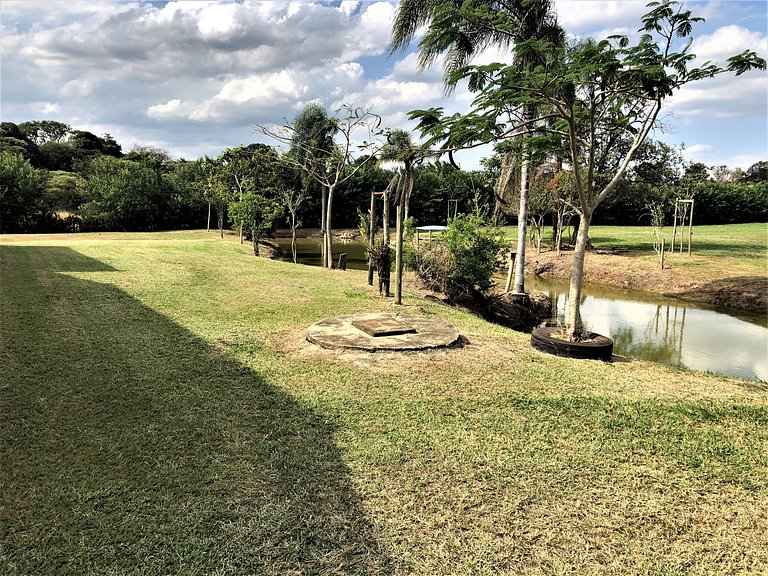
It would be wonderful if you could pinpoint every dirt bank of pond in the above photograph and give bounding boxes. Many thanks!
[525,249,767,315]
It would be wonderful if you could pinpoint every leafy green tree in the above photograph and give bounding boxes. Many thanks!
[259,104,382,268]
[125,146,172,170]
[45,171,84,214]
[78,156,169,231]
[744,161,768,183]
[410,213,506,302]
[18,120,71,145]
[411,0,765,338]
[288,103,338,241]
[0,153,47,233]
[218,144,284,243]
[162,159,208,230]
[0,122,41,166]
[99,134,123,158]
[39,141,76,172]
[228,193,282,256]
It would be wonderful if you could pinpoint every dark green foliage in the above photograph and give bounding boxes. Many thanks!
[228,193,282,256]
[39,141,76,171]
[44,171,84,214]
[744,161,768,183]
[0,153,47,233]
[411,163,492,225]
[442,214,505,292]
[78,156,171,231]
[693,182,768,224]
[0,122,41,166]
[334,162,391,228]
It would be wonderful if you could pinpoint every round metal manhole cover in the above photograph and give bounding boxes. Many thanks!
[306,312,461,351]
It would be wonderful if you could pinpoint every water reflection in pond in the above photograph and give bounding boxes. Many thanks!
[527,275,767,382]
[275,237,369,269]
[272,237,768,381]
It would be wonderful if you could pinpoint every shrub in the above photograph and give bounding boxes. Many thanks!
[409,214,506,299]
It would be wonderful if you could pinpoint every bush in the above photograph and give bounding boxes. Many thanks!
[409,214,506,299]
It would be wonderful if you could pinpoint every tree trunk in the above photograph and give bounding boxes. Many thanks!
[320,185,327,265]
[492,152,516,223]
[564,211,592,338]
[383,188,390,246]
[403,186,411,223]
[512,148,530,295]
[394,200,404,305]
[207,202,211,232]
[325,185,335,268]
[368,190,376,285]
[252,233,260,256]
[218,204,224,239]
[291,228,297,263]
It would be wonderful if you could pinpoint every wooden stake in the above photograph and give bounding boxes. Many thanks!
[504,252,515,293]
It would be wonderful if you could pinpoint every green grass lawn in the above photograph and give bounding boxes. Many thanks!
[2,230,767,575]
[499,222,768,277]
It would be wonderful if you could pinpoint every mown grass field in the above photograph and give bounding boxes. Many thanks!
[2,229,767,575]
[499,222,768,279]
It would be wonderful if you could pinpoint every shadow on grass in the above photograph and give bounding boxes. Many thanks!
[0,246,391,575]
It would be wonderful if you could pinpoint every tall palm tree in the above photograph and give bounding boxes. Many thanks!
[389,0,563,298]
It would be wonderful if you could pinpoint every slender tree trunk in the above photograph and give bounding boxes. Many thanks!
[394,200,404,305]
[218,204,224,239]
[383,188,391,246]
[403,186,411,223]
[239,188,244,244]
[253,232,260,256]
[320,185,327,265]
[325,185,335,268]
[368,190,376,285]
[207,202,211,232]
[564,210,592,338]
[512,148,530,295]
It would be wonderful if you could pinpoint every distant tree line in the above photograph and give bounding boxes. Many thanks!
[0,119,494,235]
[1,119,765,235]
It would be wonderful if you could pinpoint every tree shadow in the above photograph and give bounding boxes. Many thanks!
[0,246,391,575]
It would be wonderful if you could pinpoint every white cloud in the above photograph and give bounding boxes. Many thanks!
[1,0,765,170]
[553,1,648,35]
[41,102,60,114]
[147,99,185,119]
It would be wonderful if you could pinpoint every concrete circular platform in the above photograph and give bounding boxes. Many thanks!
[306,312,461,351]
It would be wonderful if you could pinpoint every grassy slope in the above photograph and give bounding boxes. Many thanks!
[1,230,767,576]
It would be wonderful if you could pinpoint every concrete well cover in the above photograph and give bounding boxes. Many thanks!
[306,312,460,351]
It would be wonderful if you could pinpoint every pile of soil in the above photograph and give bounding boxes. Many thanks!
[525,250,767,315]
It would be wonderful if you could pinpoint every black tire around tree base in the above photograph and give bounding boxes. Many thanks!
[530,326,613,361]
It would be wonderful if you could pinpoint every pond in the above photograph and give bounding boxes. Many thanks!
[272,237,768,381]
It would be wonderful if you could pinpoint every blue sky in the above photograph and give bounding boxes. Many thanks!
[1,0,766,171]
